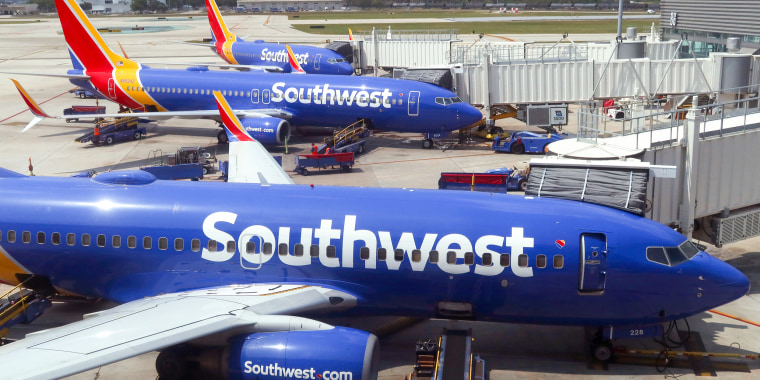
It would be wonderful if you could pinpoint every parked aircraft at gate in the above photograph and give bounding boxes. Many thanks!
[0,91,750,379]
[8,0,482,146]
[198,0,354,75]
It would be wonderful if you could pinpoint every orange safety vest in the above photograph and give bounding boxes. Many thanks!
[94,127,100,136]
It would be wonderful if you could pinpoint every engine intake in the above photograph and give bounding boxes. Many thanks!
[240,117,291,145]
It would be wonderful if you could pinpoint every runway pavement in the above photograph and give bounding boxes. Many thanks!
[0,12,757,380]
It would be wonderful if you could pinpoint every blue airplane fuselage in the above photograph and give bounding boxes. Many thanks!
[0,171,749,328]
[224,41,354,75]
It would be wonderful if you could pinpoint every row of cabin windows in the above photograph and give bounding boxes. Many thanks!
[0,229,564,269]
[124,86,404,106]
[126,86,251,98]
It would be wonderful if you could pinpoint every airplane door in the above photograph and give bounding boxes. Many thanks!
[240,235,271,271]
[579,233,607,292]
[262,89,270,104]
[408,91,420,116]
[107,78,116,99]
[251,89,260,104]
[315,54,321,70]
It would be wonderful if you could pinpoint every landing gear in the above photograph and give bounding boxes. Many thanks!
[591,339,614,363]
[422,138,434,149]
[217,129,228,144]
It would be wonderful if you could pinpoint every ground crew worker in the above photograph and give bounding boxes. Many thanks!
[325,146,332,154]
[311,143,318,154]
[93,126,100,144]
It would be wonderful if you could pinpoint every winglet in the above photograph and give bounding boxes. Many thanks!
[286,46,306,74]
[213,91,255,142]
[11,79,53,119]
[11,79,54,131]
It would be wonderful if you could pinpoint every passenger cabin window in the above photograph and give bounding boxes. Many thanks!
[553,255,564,269]
[262,242,273,255]
[36,232,45,244]
[327,245,337,258]
[429,250,439,263]
[518,254,528,267]
[208,240,218,252]
[158,237,168,250]
[246,242,255,254]
[52,232,60,245]
[22,231,30,244]
[482,253,492,266]
[128,236,137,249]
[464,252,474,265]
[143,237,152,249]
[7,230,15,243]
[97,234,106,247]
[81,234,91,247]
[360,247,370,260]
[175,238,183,251]
[227,241,236,253]
[394,249,404,261]
[536,254,547,268]
[191,239,201,252]
[113,235,121,248]
[412,249,422,263]
[294,244,304,257]
[377,248,387,261]
[66,233,75,246]
[310,244,319,257]
[279,243,288,256]
[500,253,510,267]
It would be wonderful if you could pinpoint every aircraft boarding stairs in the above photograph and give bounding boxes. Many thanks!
[407,329,486,380]
[0,282,51,342]
[321,119,370,152]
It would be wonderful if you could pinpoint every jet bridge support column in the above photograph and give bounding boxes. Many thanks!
[679,96,702,239]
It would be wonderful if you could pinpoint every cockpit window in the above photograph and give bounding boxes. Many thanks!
[647,241,701,267]
[679,240,700,258]
[435,97,462,105]
[327,58,348,63]
[646,247,669,266]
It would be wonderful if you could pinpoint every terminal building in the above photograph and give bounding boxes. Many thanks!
[660,0,760,57]
[236,0,343,11]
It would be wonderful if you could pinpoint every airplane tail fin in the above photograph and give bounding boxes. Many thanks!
[213,91,294,185]
[11,79,54,132]
[205,0,237,47]
[286,46,306,74]
[213,91,255,143]
[55,0,136,73]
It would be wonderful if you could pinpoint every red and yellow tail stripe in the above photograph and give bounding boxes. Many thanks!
[213,91,255,142]
[11,79,53,118]
[286,46,306,74]
[55,0,166,111]
[205,0,238,64]
[348,28,354,41]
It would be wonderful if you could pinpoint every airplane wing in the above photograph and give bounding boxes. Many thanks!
[214,91,294,184]
[0,284,355,380]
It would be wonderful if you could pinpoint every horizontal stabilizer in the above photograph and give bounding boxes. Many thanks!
[0,71,90,80]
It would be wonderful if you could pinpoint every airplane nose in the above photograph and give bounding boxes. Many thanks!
[705,254,750,304]
[460,104,484,126]
[338,64,354,75]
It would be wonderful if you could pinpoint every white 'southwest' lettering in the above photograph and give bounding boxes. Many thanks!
[260,48,309,64]
[201,213,535,277]
[271,82,392,109]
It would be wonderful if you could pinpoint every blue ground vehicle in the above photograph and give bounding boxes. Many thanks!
[438,167,528,192]
[492,131,566,154]
[75,116,145,145]
[69,87,96,99]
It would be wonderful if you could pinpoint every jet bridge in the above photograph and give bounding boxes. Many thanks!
[550,88,760,247]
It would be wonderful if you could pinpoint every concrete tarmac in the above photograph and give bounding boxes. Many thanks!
[0,13,758,380]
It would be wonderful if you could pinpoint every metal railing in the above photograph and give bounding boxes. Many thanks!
[451,43,590,65]
[575,85,760,150]
[357,28,459,42]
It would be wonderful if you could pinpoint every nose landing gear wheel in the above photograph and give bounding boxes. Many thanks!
[422,139,433,149]
[591,340,614,363]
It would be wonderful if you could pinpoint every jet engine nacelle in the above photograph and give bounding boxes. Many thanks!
[240,117,290,145]
[228,327,378,380]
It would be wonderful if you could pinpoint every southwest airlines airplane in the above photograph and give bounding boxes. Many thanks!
[9,0,482,147]
[0,92,750,380]
[197,0,354,75]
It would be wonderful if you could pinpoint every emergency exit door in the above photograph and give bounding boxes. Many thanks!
[408,91,420,116]
[579,233,607,292]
